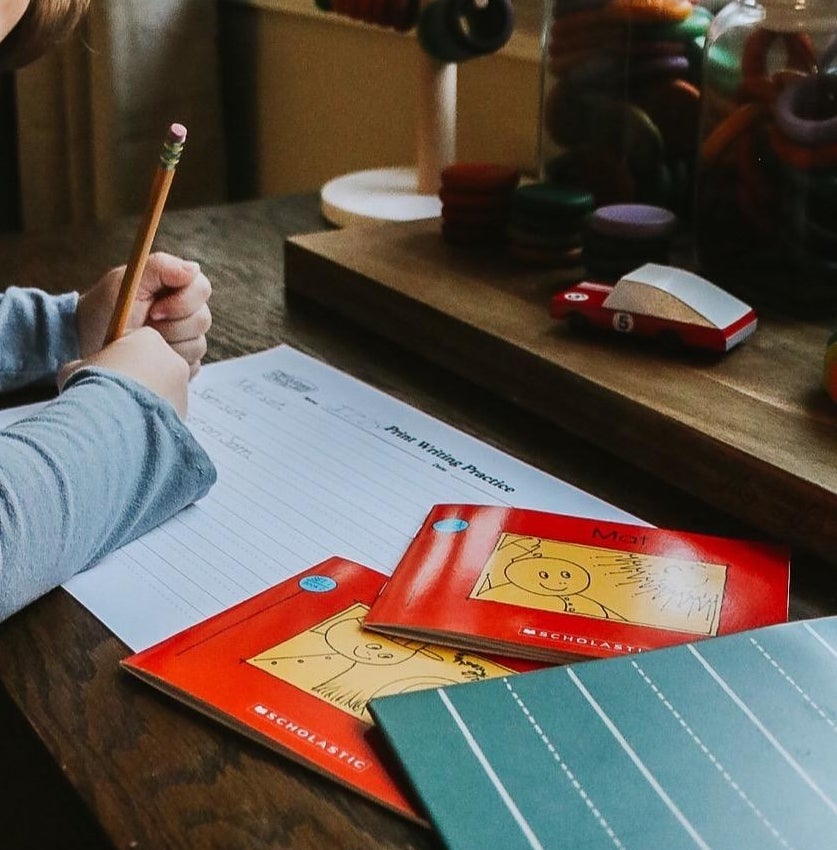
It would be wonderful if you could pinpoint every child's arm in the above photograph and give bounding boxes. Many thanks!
[0,288,79,391]
[0,363,216,623]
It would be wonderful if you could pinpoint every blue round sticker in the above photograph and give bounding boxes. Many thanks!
[432,518,470,533]
[299,575,337,592]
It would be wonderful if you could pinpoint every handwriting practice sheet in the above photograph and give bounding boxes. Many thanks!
[2,346,638,649]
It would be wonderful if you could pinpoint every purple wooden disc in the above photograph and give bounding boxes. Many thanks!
[589,203,677,240]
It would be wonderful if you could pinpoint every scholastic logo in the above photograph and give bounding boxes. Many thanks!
[519,626,642,655]
[250,704,369,771]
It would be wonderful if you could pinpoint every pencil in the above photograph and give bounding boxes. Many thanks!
[104,122,187,344]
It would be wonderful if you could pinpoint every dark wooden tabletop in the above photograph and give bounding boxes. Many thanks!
[0,194,834,850]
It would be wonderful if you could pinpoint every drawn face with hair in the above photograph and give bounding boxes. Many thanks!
[504,557,591,597]
[323,618,419,666]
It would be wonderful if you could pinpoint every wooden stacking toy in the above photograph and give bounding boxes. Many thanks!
[439,161,520,246]
[506,182,593,268]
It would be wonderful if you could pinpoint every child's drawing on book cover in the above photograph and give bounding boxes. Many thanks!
[469,533,728,635]
[247,603,513,721]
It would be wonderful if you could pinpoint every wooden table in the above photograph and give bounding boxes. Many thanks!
[0,194,834,850]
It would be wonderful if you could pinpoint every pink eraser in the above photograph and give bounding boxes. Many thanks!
[167,123,187,144]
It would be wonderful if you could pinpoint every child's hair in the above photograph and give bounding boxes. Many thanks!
[0,0,90,71]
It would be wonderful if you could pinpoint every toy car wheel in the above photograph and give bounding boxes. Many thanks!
[567,312,590,332]
[657,329,683,350]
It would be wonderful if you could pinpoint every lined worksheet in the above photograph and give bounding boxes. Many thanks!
[4,346,639,649]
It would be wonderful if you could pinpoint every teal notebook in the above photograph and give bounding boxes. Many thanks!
[369,616,837,850]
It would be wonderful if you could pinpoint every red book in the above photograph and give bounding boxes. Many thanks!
[364,504,791,663]
[121,557,536,822]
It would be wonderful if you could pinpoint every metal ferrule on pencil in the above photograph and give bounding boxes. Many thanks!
[159,138,185,170]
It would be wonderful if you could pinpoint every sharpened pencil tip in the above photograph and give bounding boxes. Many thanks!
[167,123,187,144]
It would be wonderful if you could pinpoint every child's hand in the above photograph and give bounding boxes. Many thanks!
[77,252,212,377]
[58,327,191,418]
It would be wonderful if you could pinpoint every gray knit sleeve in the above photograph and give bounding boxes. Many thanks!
[0,287,80,390]
[0,367,217,622]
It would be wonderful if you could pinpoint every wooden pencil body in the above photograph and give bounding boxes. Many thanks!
[104,166,176,344]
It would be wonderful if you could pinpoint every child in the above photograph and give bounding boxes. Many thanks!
[0,0,217,621]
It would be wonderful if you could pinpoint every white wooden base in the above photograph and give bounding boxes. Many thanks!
[320,167,442,227]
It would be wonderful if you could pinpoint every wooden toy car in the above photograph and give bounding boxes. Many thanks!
[550,263,758,352]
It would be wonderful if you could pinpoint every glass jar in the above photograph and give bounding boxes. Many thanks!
[695,0,837,316]
[538,0,714,220]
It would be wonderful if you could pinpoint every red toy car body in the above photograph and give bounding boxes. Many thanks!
[550,264,758,352]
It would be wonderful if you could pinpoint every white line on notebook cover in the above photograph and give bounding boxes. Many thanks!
[502,679,625,849]
[437,688,546,850]
[688,644,837,815]
[629,659,794,850]
[566,667,713,850]
[803,622,837,660]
